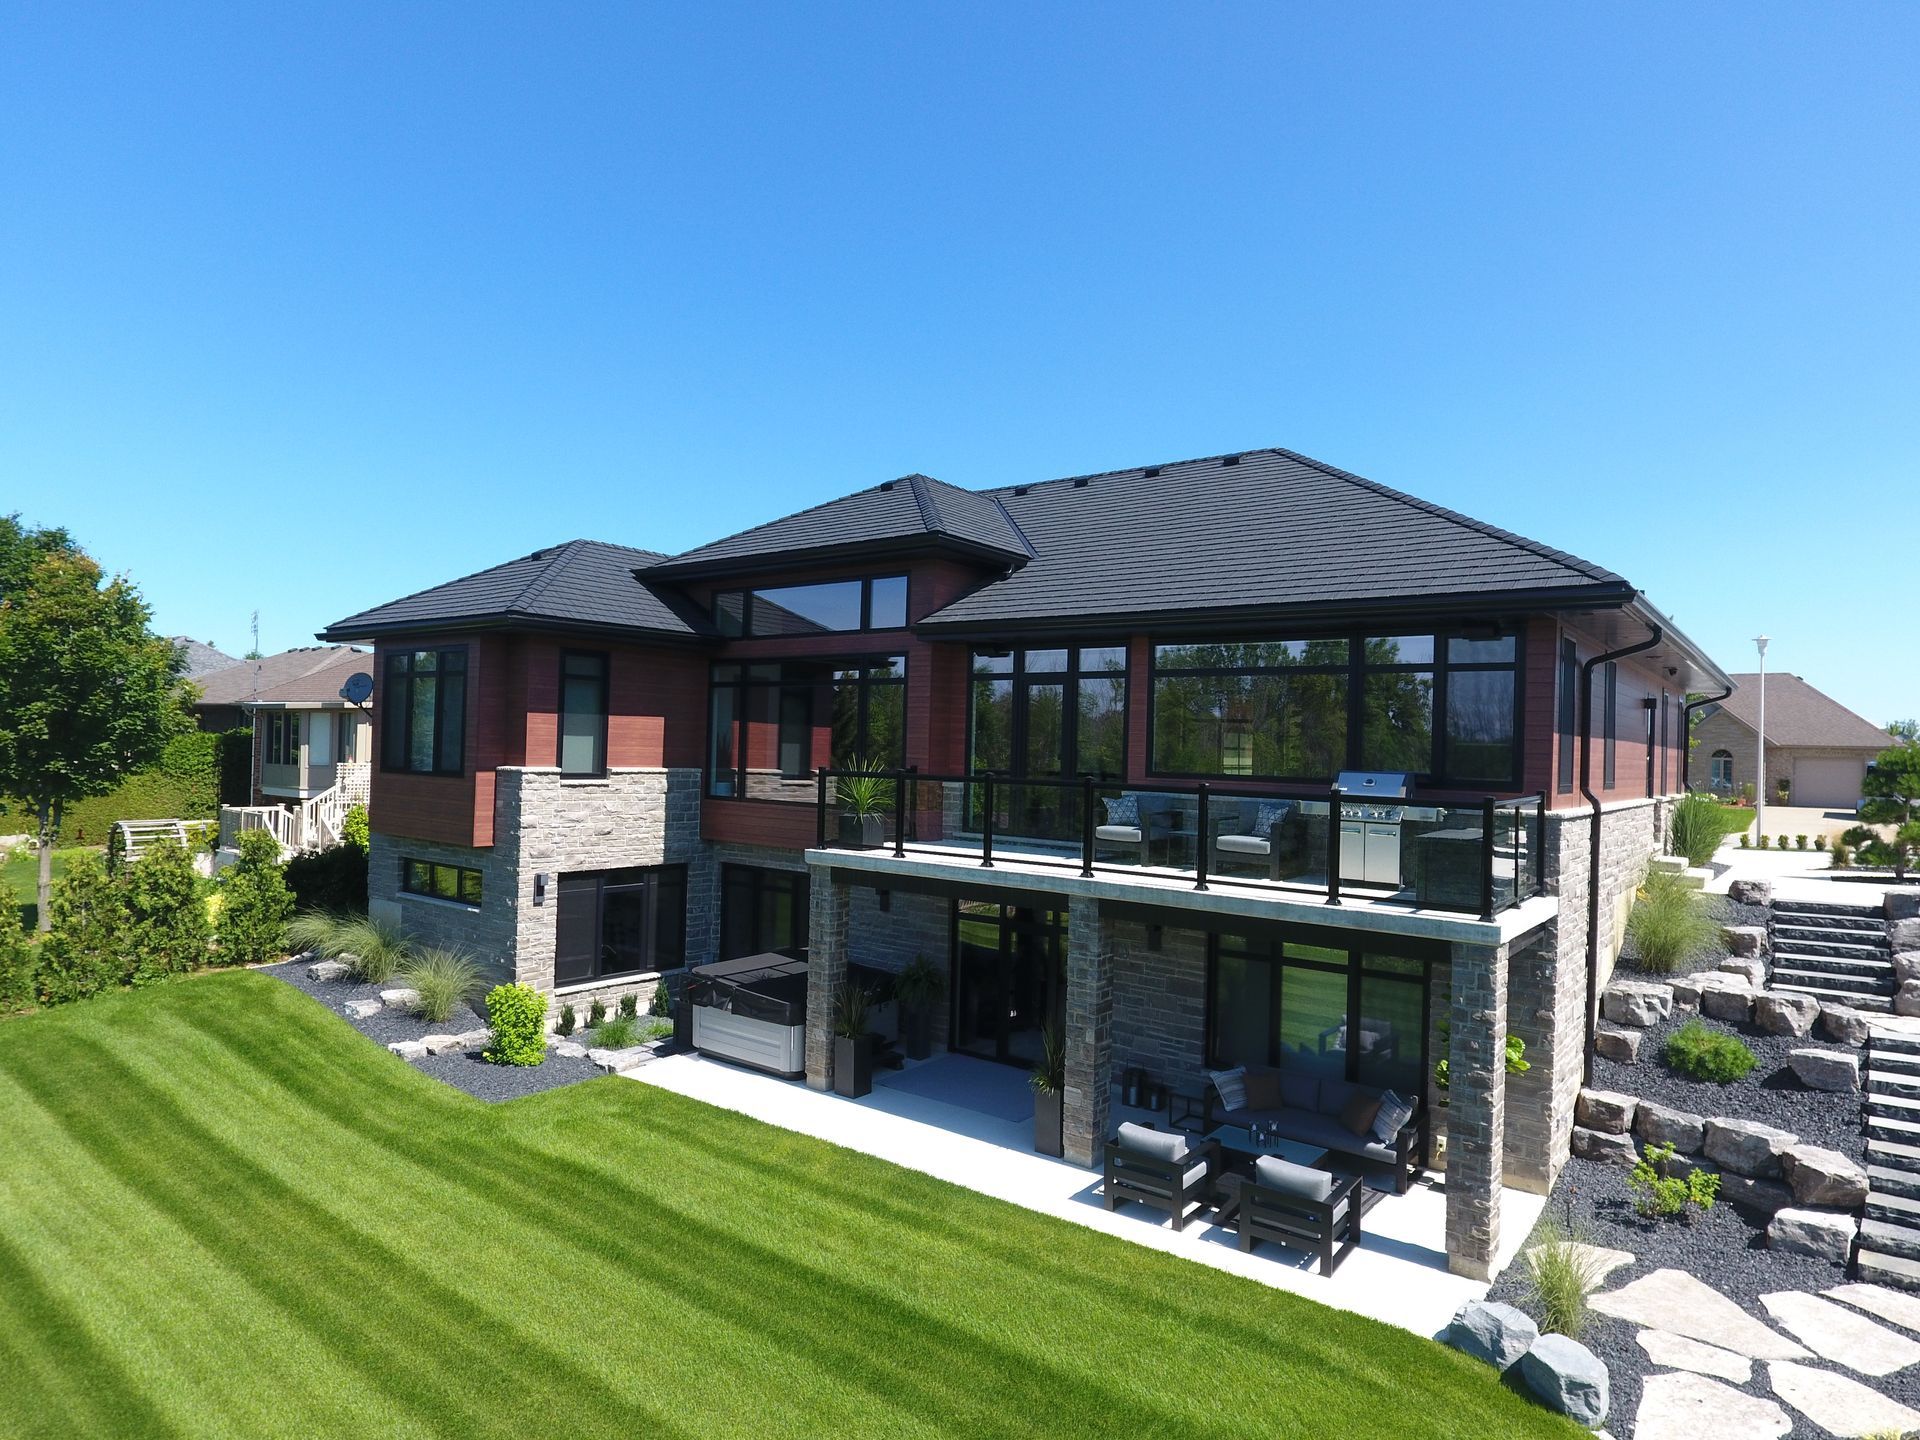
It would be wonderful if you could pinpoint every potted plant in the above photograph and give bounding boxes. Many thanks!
[1030,1025,1065,1157]
[833,984,873,1098]
[892,954,946,1060]
[835,764,890,849]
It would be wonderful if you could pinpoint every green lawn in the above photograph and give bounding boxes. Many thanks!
[0,843,91,930]
[0,974,1577,1439]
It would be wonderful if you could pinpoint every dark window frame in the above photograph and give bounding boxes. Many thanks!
[1556,638,1578,794]
[967,644,1131,783]
[719,864,811,960]
[706,655,907,800]
[264,712,302,767]
[553,863,687,986]
[381,646,468,777]
[400,857,483,907]
[1145,628,1523,789]
[557,648,611,779]
[711,574,911,638]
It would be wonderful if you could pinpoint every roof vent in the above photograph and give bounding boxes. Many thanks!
[1013,485,1031,497]
[1142,466,1161,478]
[1072,477,1089,489]
[1221,454,1241,467]
[879,480,895,492]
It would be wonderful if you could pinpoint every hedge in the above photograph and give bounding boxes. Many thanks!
[0,728,251,846]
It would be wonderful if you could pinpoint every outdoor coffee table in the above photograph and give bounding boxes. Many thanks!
[1203,1126,1329,1223]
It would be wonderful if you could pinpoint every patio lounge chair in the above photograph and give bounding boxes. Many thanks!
[1208,797,1309,880]
[1219,1156,1362,1275]
[1316,1018,1398,1064]
[1093,792,1180,866]
[1203,1067,1426,1194]
[1102,1122,1222,1230]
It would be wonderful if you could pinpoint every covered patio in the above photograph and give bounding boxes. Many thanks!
[622,1045,1546,1337]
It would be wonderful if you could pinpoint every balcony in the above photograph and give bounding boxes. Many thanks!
[811,769,1545,922]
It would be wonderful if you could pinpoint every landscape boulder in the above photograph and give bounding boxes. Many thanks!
[1767,1207,1858,1263]
[1669,975,1702,1011]
[1893,917,1920,951]
[1895,981,1920,1019]
[386,1038,429,1061]
[1894,952,1920,985]
[1517,1334,1609,1428]
[1729,878,1773,906]
[1789,1047,1862,1093]
[1819,1004,1871,1047]
[1571,1126,1638,1166]
[1755,992,1822,1038]
[379,987,422,1012]
[1603,980,1674,1028]
[1722,924,1768,958]
[1594,1024,1644,1063]
[343,998,382,1019]
[307,959,351,983]
[1575,1088,1638,1135]
[1781,1145,1869,1208]
[1719,955,1767,987]
[1445,1300,1538,1371]
[1704,1117,1797,1178]
[1890,892,1920,922]
[1635,1100,1706,1154]
[1698,976,1756,1024]
[1719,1174,1796,1215]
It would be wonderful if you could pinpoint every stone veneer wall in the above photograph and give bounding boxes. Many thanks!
[1109,920,1208,1092]
[845,885,949,978]
[371,766,713,1024]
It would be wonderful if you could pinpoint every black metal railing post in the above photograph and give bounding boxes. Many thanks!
[906,765,919,843]
[1080,776,1096,878]
[894,770,907,858]
[1326,787,1343,907]
[1480,796,1498,921]
[1534,792,1547,900]
[1194,784,1210,891]
[816,768,829,848]
[980,773,995,868]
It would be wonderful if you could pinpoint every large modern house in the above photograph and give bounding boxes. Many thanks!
[321,447,1727,1280]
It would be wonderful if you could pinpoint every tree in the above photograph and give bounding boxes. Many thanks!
[218,829,294,966]
[0,517,193,929]
[1890,719,1920,745]
[36,853,127,1003]
[123,838,210,983]
[1844,743,1920,881]
[0,883,36,1012]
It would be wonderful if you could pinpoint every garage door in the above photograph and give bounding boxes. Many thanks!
[1794,757,1866,811]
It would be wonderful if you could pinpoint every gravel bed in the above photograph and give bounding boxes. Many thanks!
[261,958,604,1101]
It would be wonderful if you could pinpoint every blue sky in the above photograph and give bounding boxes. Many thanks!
[2,4,1914,723]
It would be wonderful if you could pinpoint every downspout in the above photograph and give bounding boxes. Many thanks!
[1579,620,1663,1086]
[1680,685,1734,792]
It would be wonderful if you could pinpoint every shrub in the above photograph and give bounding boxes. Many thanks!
[1796,834,1809,850]
[639,1017,672,1042]
[124,838,211,983]
[403,947,486,1024]
[1628,1142,1720,1221]
[1625,872,1721,973]
[37,854,127,1004]
[1738,834,1750,849]
[589,998,607,1027]
[335,914,411,984]
[1665,1019,1757,1083]
[594,1015,637,1049]
[649,980,673,1017]
[339,804,370,853]
[1669,793,1728,867]
[557,1003,576,1036]
[0,884,37,1012]
[1833,840,1854,867]
[284,842,368,913]
[217,829,294,967]
[618,991,638,1021]
[1523,1220,1608,1338]
[484,983,547,1066]
[1815,834,1828,852]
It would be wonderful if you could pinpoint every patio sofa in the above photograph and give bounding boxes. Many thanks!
[1207,797,1309,881]
[1094,792,1182,866]
[1102,1122,1222,1230]
[1203,1067,1426,1194]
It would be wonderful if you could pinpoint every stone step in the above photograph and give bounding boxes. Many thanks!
[1867,1114,1920,1143]
[1870,1069,1920,1098]
[1650,854,1689,875]
[1861,1218,1920,1262]
[1871,1092,1920,1117]
[1775,952,1895,979]
[1859,1247,1920,1293]
[1774,900,1888,920]
[1871,1050,1920,1076]
[1869,1164,1920,1198]
[1869,1190,1920,1224]
[1773,934,1892,960]
[1773,909,1887,931]
[1775,918,1890,941]
[1867,1137,1920,1172]
[1875,1031,1920,1058]
[1775,979,1894,1009]
[1774,968,1893,997]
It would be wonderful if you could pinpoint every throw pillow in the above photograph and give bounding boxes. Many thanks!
[1370,1090,1416,1145]
[1116,1121,1188,1164]
[1251,800,1292,835]
[1339,1090,1382,1138]
[1209,1066,1249,1112]
[1240,1066,1283,1111]
[1103,793,1139,827]
[1254,1155,1333,1201]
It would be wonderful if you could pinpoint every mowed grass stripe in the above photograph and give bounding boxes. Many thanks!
[0,974,1580,1439]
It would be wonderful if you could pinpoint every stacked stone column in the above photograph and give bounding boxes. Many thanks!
[1062,895,1113,1167]
[804,866,849,1091]
[1446,938,1512,1280]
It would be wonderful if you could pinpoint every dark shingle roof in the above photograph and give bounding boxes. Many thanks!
[319,540,707,643]
[171,637,239,680]
[918,448,1632,631]
[1707,673,1892,750]
[195,647,369,706]
[646,473,1032,576]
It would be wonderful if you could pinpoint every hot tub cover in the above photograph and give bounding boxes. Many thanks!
[687,953,810,1027]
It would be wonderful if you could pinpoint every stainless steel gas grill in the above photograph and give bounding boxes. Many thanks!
[1330,770,1438,889]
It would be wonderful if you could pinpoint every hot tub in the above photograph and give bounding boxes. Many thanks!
[686,952,810,1078]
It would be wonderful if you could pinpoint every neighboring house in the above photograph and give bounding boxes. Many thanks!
[321,446,1728,1281]
[192,647,374,770]
[1693,672,1891,811]
[172,637,239,685]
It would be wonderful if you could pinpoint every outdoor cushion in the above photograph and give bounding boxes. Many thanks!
[1279,1071,1318,1111]
[1317,1079,1360,1118]
[1209,1067,1249,1112]
[1339,1091,1383,1138]
[1252,801,1293,834]
[1182,1157,1212,1189]
[1371,1089,1416,1145]
[1103,794,1140,826]
[1254,1155,1334,1201]
[1215,833,1271,855]
[1217,1105,1402,1165]
[1095,825,1143,842]
[1240,1067,1284,1112]
[1116,1122,1188,1165]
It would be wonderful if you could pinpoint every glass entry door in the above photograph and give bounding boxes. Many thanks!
[951,901,1065,1067]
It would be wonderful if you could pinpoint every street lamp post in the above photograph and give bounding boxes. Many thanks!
[1754,636,1770,845]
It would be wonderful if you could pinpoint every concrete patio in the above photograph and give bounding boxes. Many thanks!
[621,1048,1545,1340]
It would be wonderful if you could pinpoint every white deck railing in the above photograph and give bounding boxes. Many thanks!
[218,771,368,856]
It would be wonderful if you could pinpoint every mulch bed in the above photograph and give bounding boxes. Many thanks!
[261,957,604,1101]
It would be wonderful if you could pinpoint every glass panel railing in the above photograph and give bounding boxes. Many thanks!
[1399,804,1495,912]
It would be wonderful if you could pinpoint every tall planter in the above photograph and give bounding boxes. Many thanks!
[1033,1089,1064,1157]
[833,1034,873,1098]
[901,1004,935,1061]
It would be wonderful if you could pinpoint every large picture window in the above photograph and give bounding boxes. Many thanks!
[719,865,811,960]
[264,713,301,766]
[708,657,906,799]
[1149,629,1519,787]
[382,647,467,776]
[712,575,908,638]
[969,646,1127,840]
[553,865,686,985]
[559,650,609,778]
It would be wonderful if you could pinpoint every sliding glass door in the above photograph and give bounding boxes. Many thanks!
[950,901,1065,1067]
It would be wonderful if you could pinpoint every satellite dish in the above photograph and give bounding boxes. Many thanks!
[339,672,375,706]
